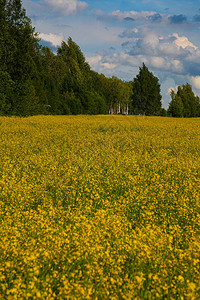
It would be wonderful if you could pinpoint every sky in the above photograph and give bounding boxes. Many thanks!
[23,0,200,108]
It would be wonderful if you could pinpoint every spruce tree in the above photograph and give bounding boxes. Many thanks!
[132,63,162,115]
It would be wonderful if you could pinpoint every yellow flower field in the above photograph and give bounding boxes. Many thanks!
[0,115,199,299]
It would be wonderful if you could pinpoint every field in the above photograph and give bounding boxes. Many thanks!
[0,115,199,299]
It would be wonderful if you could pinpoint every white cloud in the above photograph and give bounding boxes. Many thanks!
[151,57,165,69]
[86,55,117,71]
[95,9,163,22]
[190,76,200,89]
[122,31,196,58]
[87,49,187,82]
[39,32,64,46]
[171,59,184,73]
[120,30,200,76]
[172,33,197,50]
[102,62,117,69]
[144,33,159,48]
[86,55,102,66]
[45,0,89,15]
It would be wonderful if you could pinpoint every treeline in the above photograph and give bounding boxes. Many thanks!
[0,0,200,117]
[0,0,135,116]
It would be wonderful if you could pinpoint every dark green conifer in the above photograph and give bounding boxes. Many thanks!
[132,63,162,115]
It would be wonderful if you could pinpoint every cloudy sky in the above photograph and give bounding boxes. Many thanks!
[23,0,200,108]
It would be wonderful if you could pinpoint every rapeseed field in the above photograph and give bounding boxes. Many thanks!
[0,115,199,299]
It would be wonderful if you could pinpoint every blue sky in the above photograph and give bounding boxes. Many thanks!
[23,0,200,107]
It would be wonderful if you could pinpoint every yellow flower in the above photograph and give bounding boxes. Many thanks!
[178,275,184,283]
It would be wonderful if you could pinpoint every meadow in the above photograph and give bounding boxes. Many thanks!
[0,115,199,299]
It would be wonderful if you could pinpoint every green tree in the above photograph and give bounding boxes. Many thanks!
[58,39,88,112]
[168,84,200,117]
[0,0,41,115]
[57,38,90,88]
[57,38,108,115]
[121,81,132,114]
[62,91,83,115]
[90,71,109,111]
[39,47,67,114]
[160,108,167,117]
[5,0,39,81]
[0,0,8,71]
[104,77,126,114]
[0,70,14,114]
[132,63,162,115]
[13,80,40,116]
[168,90,184,117]
[2,1,172,117]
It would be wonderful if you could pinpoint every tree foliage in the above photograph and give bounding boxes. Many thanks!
[0,0,41,115]
[168,84,200,117]
[132,63,162,116]
[1,0,199,117]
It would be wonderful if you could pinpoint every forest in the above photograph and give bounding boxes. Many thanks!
[0,0,200,117]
